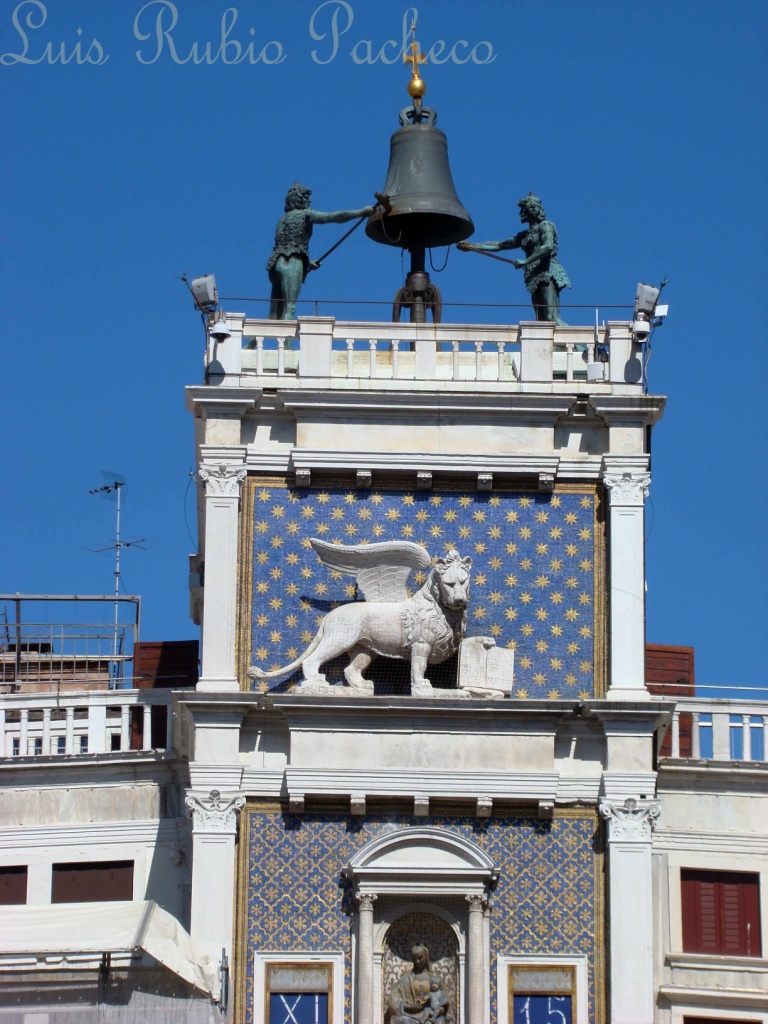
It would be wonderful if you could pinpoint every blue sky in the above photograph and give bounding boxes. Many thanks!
[2,0,766,696]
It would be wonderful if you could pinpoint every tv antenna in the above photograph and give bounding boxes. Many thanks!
[89,472,145,683]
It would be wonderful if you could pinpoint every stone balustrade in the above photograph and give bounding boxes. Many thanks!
[0,689,174,757]
[205,315,644,391]
[657,697,768,762]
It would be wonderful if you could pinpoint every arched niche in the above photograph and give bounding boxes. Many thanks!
[344,828,497,1024]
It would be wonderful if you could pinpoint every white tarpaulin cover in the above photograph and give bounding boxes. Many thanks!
[0,901,213,993]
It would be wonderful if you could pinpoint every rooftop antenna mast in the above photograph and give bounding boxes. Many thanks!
[89,472,145,685]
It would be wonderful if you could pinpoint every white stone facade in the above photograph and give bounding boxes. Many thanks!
[1,316,766,1024]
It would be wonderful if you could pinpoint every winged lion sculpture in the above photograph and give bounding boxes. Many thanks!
[248,539,473,696]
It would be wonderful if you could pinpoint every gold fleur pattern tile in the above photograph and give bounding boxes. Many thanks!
[241,810,600,1023]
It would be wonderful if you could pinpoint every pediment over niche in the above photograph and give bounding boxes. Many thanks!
[344,827,498,896]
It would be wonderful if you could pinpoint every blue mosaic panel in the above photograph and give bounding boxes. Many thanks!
[246,484,599,699]
[242,811,600,1024]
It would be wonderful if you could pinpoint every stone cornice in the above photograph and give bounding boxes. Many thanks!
[279,391,574,420]
[589,394,666,426]
[289,449,562,479]
[186,386,259,417]
[0,819,184,848]
[653,828,768,854]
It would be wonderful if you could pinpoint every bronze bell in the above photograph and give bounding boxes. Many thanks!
[366,106,474,250]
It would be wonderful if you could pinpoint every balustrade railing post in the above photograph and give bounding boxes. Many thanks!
[20,708,28,756]
[691,712,700,759]
[496,341,505,380]
[519,322,554,382]
[142,704,153,751]
[65,706,74,754]
[42,707,51,755]
[369,339,377,378]
[414,334,437,380]
[165,701,174,751]
[346,339,354,377]
[742,715,752,761]
[121,704,131,751]
[671,710,680,758]
[474,340,483,380]
[256,337,264,375]
[452,340,460,380]
[391,339,400,379]
[712,711,731,760]
[296,316,335,377]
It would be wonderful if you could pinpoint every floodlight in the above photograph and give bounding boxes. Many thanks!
[190,274,218,311]
[634,283,660,319]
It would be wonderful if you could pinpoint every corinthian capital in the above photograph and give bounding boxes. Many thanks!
[599,798,660,840]
[355,893,378,912]
[199,463,247,498]
[465,894,488,913]
[185,789,245,833]
[602,470,651,507]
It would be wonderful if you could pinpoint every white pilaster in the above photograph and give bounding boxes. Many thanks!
[198,461,246,692]
[185,788,245,985]
[599,798,660,1024]
[355,892,377,1024]
[602,458,651,700]
[466,894,486,1024]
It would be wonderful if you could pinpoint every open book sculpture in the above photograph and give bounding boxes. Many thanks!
[248,539,474,696]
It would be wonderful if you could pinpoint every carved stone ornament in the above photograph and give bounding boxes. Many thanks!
[248,540,479,698]
[355,892,378,912]
[185,789,245,832]
[599,797,660,840]
[465,894,488,913]
[602,470,651,507]
[199,463,247,498]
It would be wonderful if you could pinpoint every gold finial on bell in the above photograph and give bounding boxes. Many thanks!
[403,20,427,99]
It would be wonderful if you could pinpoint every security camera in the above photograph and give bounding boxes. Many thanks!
[209,319,232,342]
[632,315,651,341]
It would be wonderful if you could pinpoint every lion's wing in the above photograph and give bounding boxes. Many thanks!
[310,538,432,603]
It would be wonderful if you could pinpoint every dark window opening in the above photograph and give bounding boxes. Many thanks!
[51,861,134,903]
[0,866,28,905]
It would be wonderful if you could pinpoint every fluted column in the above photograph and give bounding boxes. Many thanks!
[186,788,245,989]
[602,459,651,700]
[466,894,487,1024]
[197,461,246,692]
[599,798,660,1024]
[355,892,377,1024]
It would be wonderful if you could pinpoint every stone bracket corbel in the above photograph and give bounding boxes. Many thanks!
[414,795,429,817]
[538,473,555,493]
[350,792,366,816]
[476,797,493,819]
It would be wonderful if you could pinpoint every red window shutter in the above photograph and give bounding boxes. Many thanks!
[682,869,762,957]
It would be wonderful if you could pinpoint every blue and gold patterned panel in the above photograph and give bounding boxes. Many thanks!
[239,810,602,1024]
[240,480,603,699]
